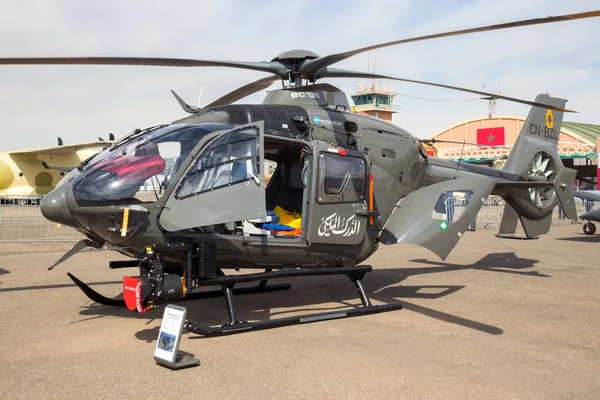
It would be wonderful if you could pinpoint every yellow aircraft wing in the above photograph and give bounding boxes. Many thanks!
[8,141,110,155]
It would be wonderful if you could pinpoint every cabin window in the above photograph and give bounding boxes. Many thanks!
[317,152,365,203]
[176,126,260,199]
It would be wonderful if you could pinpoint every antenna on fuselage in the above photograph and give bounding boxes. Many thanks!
[197,85,204,107]
[456,139,466,171]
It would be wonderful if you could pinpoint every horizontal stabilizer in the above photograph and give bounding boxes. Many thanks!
[496,181,554,188]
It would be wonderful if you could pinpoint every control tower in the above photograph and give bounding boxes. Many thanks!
[350,78,398,122]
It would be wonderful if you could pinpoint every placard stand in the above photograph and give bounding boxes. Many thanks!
[154,305,200,370]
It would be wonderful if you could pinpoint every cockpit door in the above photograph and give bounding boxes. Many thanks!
[159,122,266,232]
[309,145,370,245]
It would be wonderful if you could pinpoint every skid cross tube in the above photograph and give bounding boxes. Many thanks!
[188,265,373,289]
[185,265,403,337]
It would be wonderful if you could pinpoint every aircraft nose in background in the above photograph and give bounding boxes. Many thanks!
[0,158,16,191]
[41,184,77,227]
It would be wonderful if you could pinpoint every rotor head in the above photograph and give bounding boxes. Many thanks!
[271,50,320,63]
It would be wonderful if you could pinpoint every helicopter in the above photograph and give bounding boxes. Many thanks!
[1,10,597,336]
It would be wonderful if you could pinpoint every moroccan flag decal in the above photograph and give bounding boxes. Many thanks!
[476,127,505,147]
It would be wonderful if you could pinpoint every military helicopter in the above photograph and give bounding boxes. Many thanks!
[1,10,597,336]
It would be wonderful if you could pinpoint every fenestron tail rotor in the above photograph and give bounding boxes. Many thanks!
[528,152,556,208]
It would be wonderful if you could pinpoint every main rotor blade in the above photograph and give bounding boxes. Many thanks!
[205,75,280,108]
[317,68,576,112]
[301,10,600,77]
[0,57,288,76]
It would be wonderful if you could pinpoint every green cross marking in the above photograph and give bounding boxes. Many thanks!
[440,221,448,230]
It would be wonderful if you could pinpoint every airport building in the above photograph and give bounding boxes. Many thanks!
[350,79,398,122]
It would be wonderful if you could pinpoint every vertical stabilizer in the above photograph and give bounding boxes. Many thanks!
[503,94,565,177]
[499,94,577,238]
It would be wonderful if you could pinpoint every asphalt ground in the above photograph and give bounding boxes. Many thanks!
[1,224,599,399]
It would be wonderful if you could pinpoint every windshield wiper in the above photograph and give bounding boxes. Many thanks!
[110,124,168,152]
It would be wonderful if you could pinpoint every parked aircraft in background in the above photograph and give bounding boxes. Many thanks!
[574,190,600,234]
[0,136,113,204]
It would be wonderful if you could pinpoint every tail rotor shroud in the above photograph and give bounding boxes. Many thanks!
[527,151,556,209]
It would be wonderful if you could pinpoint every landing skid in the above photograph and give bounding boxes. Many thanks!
[67,265,403,336]
[185,265,403,337]
[67,272,125,307]
[66,272,291,308]
[187,301,403,336]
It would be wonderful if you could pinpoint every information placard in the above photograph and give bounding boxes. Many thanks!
[153,304,199,369]
[154,304,187,363]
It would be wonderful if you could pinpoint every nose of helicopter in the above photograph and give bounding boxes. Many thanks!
[41,184,77,227]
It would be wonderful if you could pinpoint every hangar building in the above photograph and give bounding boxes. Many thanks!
[428,115,600,189]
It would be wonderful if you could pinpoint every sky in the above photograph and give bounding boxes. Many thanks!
[0,0,599,150]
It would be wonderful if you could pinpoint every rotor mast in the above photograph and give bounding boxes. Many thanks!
[271,49,321,87]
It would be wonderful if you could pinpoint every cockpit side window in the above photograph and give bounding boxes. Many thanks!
[175,127,260,199]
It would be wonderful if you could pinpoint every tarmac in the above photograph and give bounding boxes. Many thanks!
[1,223,599,399]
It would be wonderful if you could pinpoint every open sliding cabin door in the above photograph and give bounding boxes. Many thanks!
[159,122,266,232]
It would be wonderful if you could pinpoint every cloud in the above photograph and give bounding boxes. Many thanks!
[0,0,598,149]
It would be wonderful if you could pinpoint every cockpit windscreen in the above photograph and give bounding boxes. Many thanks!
[72,123,233,206]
